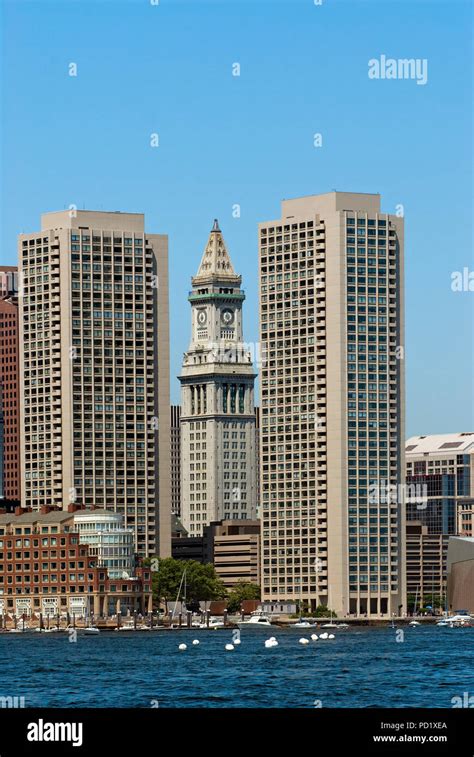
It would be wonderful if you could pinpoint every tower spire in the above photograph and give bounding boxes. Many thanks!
[192,221,240,285]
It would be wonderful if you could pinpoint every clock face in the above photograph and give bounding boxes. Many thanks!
[221,308,234,326]
[197,309,207,326]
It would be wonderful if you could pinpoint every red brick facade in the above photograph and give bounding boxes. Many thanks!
[0,506,152,617]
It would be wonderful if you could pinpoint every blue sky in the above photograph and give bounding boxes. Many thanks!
[1,0,473,436]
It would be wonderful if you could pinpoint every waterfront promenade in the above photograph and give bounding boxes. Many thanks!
[0,612,445,633]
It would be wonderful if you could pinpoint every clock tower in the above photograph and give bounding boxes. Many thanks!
[179,220,258,536]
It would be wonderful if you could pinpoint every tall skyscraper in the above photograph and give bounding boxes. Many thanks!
[259,192,405,617]
[179,220,258,537]
[0,266,20,501]
[18,211,170,557]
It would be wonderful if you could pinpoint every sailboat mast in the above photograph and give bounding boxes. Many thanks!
[171,569,187,621]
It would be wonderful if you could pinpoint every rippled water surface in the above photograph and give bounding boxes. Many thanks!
[1,625,473,708]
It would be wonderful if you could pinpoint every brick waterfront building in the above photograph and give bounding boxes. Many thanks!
[0,505,152,618]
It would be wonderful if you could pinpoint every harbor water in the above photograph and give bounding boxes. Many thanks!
[1,625,473,708]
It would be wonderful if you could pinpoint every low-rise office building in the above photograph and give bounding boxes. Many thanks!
[405,433,474,534]
[406,521,448,609]
[405,433,474,609]
[172,518,261,589]
[212,520,260,588]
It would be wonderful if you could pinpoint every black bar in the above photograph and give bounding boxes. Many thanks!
[0,708,471,754]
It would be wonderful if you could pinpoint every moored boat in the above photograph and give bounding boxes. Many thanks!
[237,610,272,630]
[288,619,317,629]
[199,616,225,629]
[436,614,472,628]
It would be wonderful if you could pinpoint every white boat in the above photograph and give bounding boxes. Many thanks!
[83,626,100,635]
[115,619,150,631]
[199,616,225,629]
[9,621,32,632]
[237,611,272,629]
[289,619,317,629]
[409,621,421,626]
[436,614,471,628]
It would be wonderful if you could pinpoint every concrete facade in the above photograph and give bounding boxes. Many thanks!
[18,211,170,558]
[447,536,474,613]
[212,519,260,588]
[259,192,405,617]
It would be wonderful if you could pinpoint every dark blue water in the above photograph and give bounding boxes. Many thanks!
[1,626,473,708]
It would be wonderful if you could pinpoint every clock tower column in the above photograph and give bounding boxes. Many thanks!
[179,220,258,537]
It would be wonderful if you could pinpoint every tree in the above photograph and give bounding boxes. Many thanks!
[419,595,444,614]
[313,604,337,619]
[148,558,183,612]
[184,561,227,606]
[145,558,226,611]
[226,582,261,613]
[406,594,417,613]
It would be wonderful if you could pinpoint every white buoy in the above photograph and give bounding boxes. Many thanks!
[311,634,318,641]
[319,632,328,640]
[328,634,335,640]
[225,643,234,651]
[234,638,241,645]
[178,643,187,651]
[264,638,278,648]
[299,637,309,645]
[192,639,200,645]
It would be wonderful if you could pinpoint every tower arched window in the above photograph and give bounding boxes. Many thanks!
[223,384,228,413]
[230,384,236,414]
[239,384,245,414]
